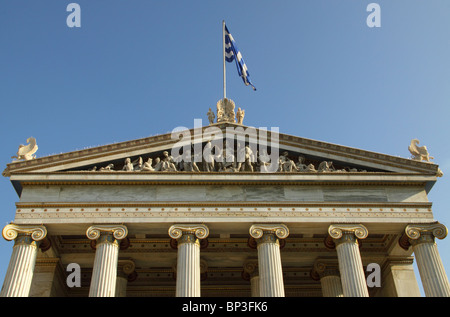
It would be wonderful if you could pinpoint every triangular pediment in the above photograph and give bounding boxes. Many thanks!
[3,123,441,177]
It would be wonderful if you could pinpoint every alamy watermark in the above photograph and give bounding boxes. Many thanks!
[170,119,280,173]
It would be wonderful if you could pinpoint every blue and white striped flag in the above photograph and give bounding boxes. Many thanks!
[224,24,256,91]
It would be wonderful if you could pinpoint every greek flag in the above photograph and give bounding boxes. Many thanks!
[224,24,256,91]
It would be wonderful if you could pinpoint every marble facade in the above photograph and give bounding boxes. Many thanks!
[1,122,448,297]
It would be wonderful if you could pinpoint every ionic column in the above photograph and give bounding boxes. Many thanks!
[243,259,260,297]
[86,225,128,297]
[404,223,450,297]
[168,224,209,297]
[115,259,136,297]
[249,224,289,297]
[328,224,369,297]
[1,224,47,297]
[311,259,343,297]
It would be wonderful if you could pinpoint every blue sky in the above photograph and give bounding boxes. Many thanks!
[1,1,450,296]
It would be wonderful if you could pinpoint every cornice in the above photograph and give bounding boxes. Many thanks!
[15,201,433,209]
[3,124,440,176]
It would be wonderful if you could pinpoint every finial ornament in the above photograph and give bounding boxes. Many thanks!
[249,224,289,240]
[216,98,236,123]
[405,223,448,240]
[2,224,47,241]
[11,137,38,161]
[168,224,209,240]
[86,225,128,240]
[328,224,369,240]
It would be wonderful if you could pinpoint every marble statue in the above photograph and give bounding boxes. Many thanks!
[99,164,114,171]
[278,152,298,172]
[318,161,334,172]
[12,137,38,161]
[161,151,177,171]
[295,156,308,172]
[408,139,434,162]
[258,150,270,173]
[141,158,155,172]
[236,108,245,124]
[237,145,255,172]
[207,108,215,125]
[182,150,200,172]
[122,158,134,171]
[153,157,163,171]
[203,141,215,172]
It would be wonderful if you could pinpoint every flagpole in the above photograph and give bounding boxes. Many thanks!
[222,20,226,99]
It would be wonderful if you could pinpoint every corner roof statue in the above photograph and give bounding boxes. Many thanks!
[11,137,38,161]
[408,139,434,162]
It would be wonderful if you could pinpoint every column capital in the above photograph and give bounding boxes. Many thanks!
[249,224,289,240]
[168,224,209,240]
[242,259,259,280]
[328,224,368,240]
[86,224,128,240]
[406,223,447,240]
[310,258,340,281]
[2,223,47,242]
[118,259,137,282]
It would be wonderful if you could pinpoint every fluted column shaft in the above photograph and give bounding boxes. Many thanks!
[115,259,136,297]
[89,234,119,297]
[250,275,260,297]
[86,225,128,297]
[249,224,289,297]
[243,260,260,297]
[321,275,344,297]
[311,260,343,297]
[405,224,450,297]
[177,235,200,296]
[1,224,47,297]
[328,224,369,297]
[169,224,209,297]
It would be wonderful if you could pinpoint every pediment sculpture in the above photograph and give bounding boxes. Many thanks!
[11,137,38,161]
[85,148,370,174]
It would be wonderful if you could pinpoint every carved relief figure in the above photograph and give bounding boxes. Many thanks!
[11,137,38,161]
[408,139,434,162]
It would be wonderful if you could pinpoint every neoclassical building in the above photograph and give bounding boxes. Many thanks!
[1,98,449,297]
